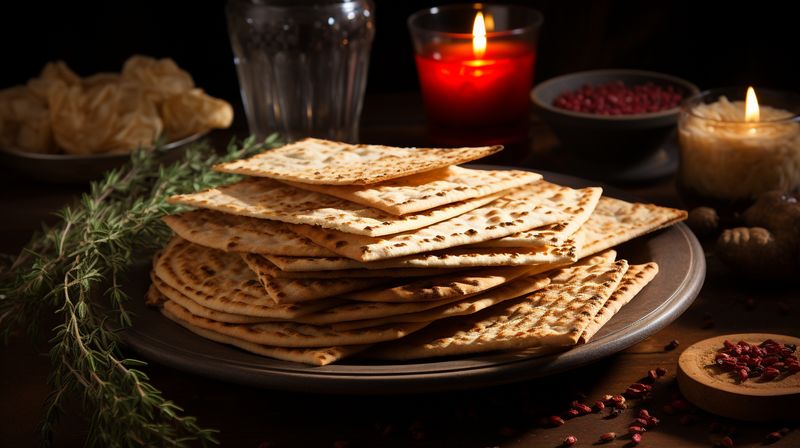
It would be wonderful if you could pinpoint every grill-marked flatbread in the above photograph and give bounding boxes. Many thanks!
[332,273,552,331]
[474,183,602,247]
[579,262,659,343]
[213,138,502,185]
[160,301,369,366]
[161,300,429,348]
[264,242,577,272]
[289,187,567,262]
[168,178,503,237]
[163,209,336,257]
[151,274,269,324]
[369,260,628,360]
[241,255,388,304]
[577,196,687,258]
[242,253,462,279]
[154,237,342,318]
[343,265,538,303]
[281,166,542,215]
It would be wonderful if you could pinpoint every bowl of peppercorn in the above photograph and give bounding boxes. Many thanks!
[531,69,699,164]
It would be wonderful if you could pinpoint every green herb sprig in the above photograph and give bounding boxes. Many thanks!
[0,135,279,447]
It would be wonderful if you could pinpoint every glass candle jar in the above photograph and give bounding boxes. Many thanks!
[678,88,800,201]
[408,4,542,146]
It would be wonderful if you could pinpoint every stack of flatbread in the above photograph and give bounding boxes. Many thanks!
[146,138,686,366]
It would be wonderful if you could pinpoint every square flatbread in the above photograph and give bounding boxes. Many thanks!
[368,260,629,360]
[160,300,370,366]
[263,242,577,271]
[289,186,567,262]
[163,209,336,257]
[332,273,552,331]
[161,300,429,348]
[153,237,343,318]
[167,178,503,237]
[213,138,502,185]
[240,254,388,304]
[241,253,463,279]
[579,262,659,343]
[342,265,540,303]
[577,196,687,258]
[474,183,602,247]
[280,166,542,215]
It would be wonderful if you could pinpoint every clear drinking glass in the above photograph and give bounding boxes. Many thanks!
[226,0,375,143]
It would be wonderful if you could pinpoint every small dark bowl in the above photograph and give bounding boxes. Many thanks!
[0,131,208,184]
[531,69,699,164]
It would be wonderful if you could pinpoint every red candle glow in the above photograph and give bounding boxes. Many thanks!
[409,5,542,144]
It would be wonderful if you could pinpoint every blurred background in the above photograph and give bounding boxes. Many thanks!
[2,0,797,115]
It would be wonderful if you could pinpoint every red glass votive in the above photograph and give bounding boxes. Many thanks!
[409,4,542,146]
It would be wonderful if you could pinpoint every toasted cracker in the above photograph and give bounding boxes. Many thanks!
[160,301,369,366]
[154,237,342,318]
[577,196,687,258]
[369,260,628,360]
[332,273,552,331]
[289,186,567,262]
[162,209,335,257]
[343,265,539,303]
[475,183,602,247]
[242,253,462,279]
[151,274,269,324]
[264,242,577,271]
[168,178,503,237]
[213,138,502,185]
[579,262,659,343]
[281,166,542,215]
[161,300,429,348]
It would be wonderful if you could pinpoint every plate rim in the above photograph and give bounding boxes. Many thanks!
[120,166,705,393]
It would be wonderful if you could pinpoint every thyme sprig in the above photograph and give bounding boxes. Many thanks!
[0,134,279,447]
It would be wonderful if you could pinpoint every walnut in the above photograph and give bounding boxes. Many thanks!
[686,206,719,238]
[715,190,800,278]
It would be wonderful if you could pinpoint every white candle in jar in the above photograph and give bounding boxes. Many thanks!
[678,87,800,200]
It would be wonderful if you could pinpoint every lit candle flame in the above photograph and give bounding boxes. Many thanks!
[472,12,487,59]
[745,86,760,122]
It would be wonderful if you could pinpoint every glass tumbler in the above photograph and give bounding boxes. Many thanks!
[226,0,375,143]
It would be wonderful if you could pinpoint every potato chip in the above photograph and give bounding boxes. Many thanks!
[50,82,162,154]
[27,61,81,101]
[121,55,194,100]
[161,89,233,139]
[2,56,230,155]
[0,85,55,153]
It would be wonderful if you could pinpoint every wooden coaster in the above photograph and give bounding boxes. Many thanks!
[677,333,800,421]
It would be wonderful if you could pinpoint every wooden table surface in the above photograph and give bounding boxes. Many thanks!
[1,94,798,447]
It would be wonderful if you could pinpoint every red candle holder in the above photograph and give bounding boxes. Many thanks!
[408,4,542,146]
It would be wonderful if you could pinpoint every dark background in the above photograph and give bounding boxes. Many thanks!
[2,0,797,113]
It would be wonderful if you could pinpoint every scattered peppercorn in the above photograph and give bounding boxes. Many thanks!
[563,435,577,446]
[599,432,616,443]
[720,435,734,447]
[548,416,565,427]
[631,433,642,445]
[665,339,680,351]
[655,367,667,377]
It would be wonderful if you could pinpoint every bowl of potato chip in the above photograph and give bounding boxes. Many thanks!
[0,55,233,182]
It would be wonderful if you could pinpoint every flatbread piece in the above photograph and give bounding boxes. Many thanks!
[213,138,502,185]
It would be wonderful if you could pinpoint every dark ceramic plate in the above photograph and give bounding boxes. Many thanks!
[0,131,208,184]
[119,168,705,394]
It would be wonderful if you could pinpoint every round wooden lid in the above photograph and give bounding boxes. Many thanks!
[677,333,800,421]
